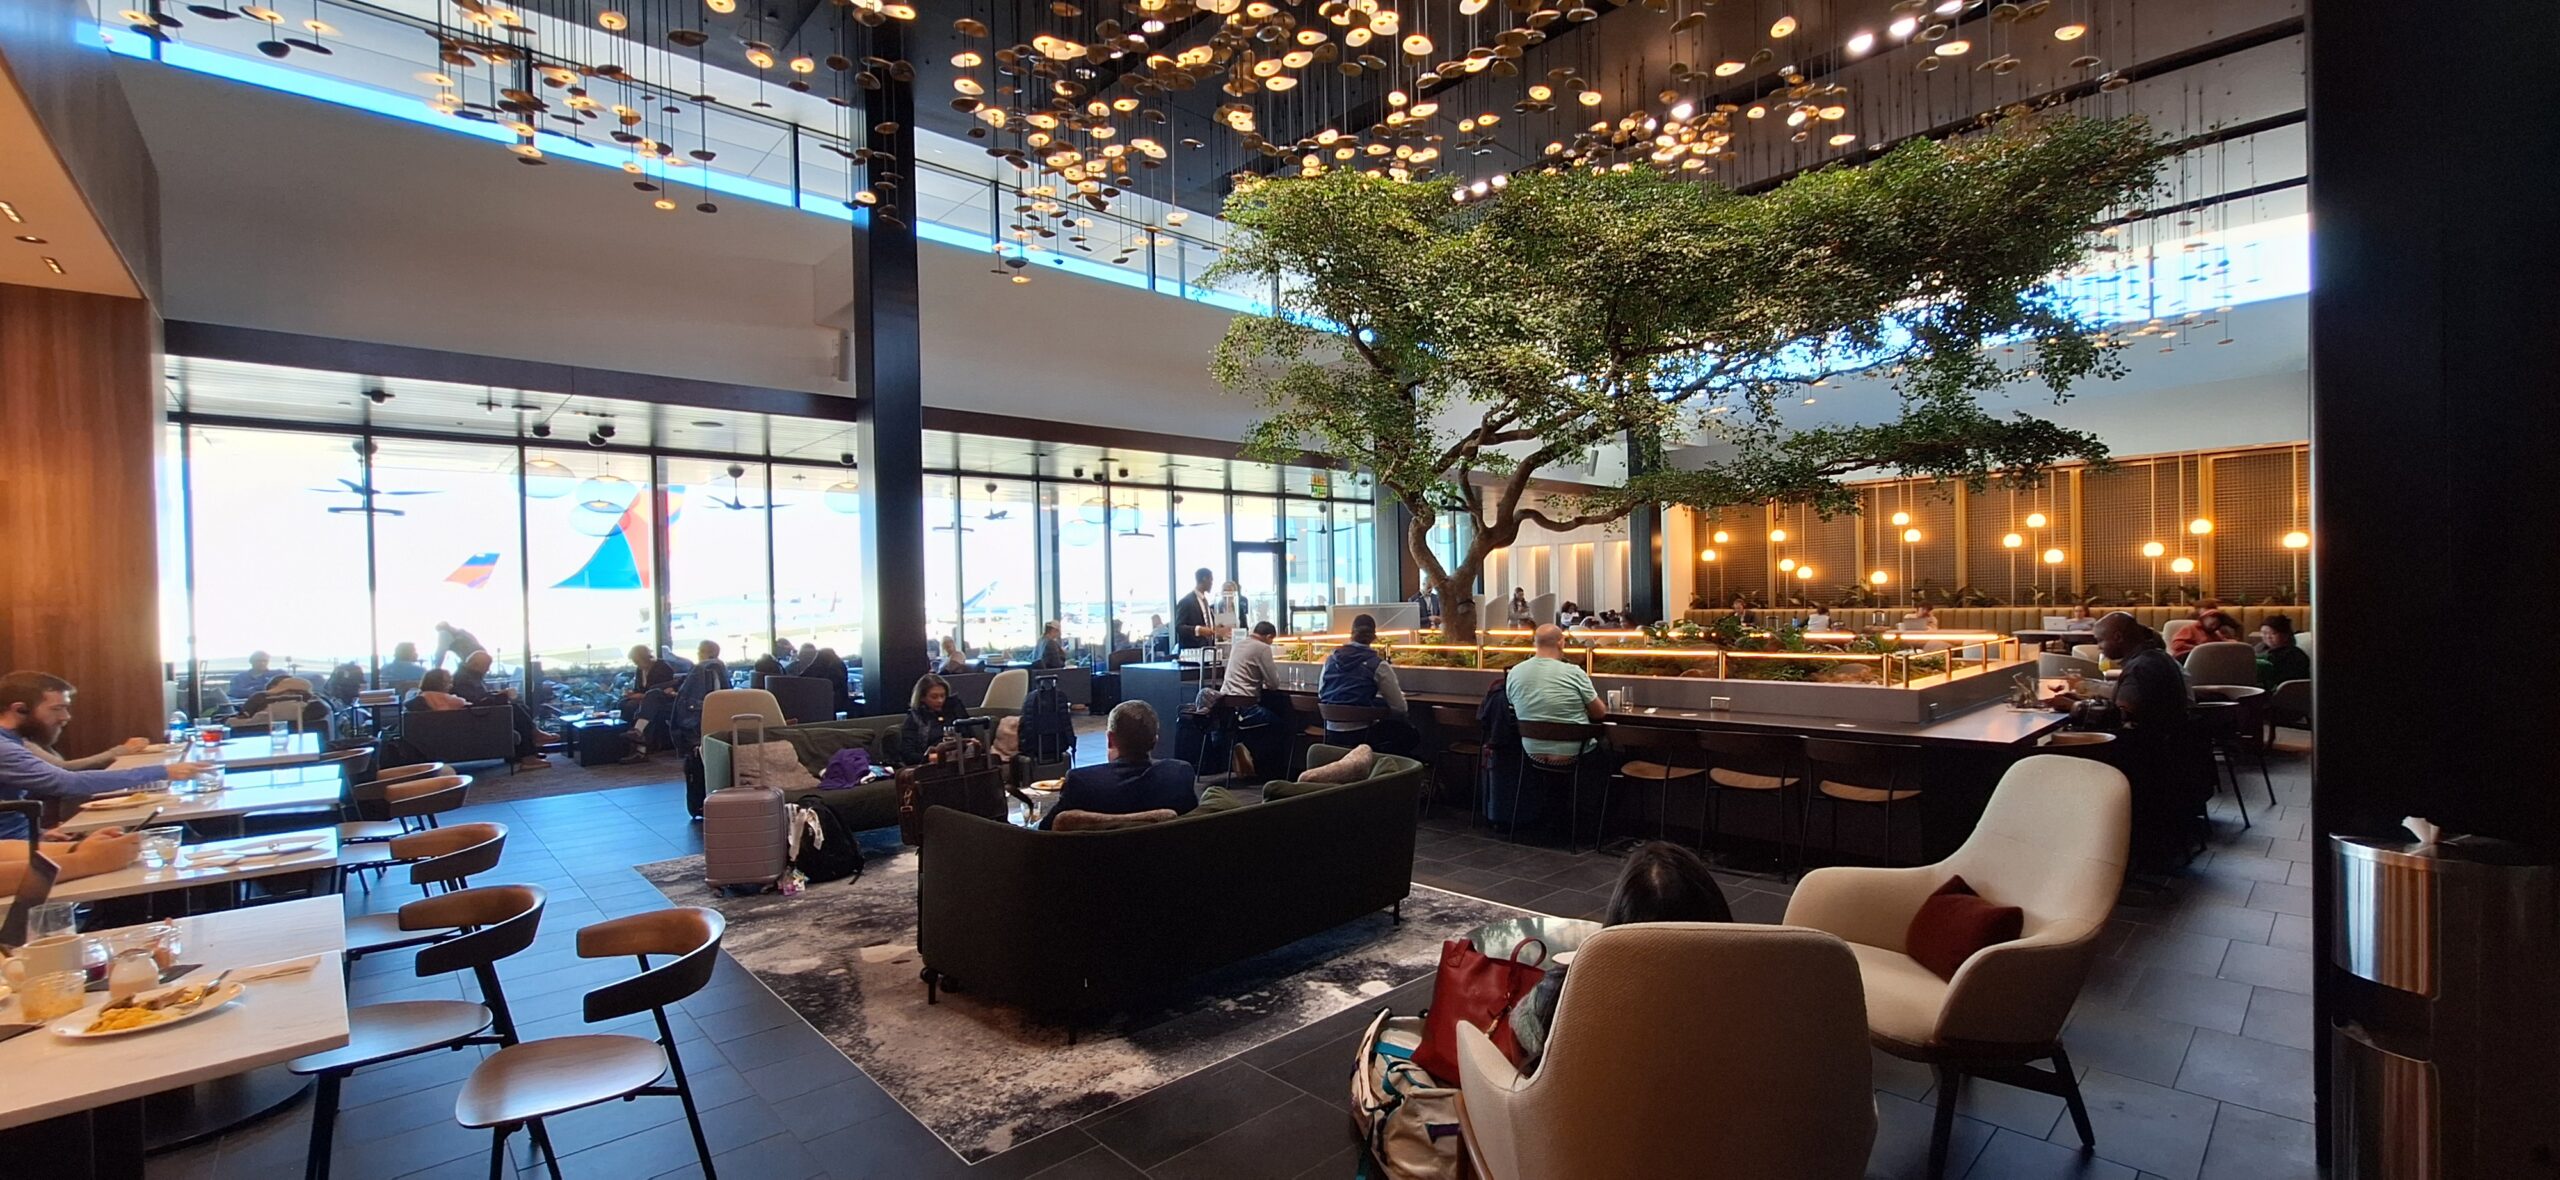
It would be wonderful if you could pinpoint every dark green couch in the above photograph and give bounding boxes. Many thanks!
[916,746,1423,1024]
[702,708,1023,834]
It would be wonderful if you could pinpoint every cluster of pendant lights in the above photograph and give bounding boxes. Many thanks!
[1693,506,2312,591]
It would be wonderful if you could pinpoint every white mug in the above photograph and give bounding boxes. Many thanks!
[5,934,89,982]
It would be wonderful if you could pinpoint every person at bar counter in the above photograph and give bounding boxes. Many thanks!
[1037,701,1195,830]
[2048,612,2202,867]
[894,673,971,766]
[1209,621,1290,778]
[430,620,487,670]
[1033,621,1070,670]
[379,641,427,687]
[2256,615,2310,689]
[0,671,210,841]
[1317,613,1420,754]
[1174,567,1221,655]
[1508,625,1608,765]
[226,651,280,700]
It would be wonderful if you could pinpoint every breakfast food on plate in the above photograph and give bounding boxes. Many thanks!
[80,981,219,1033]
[85,1005,179,1034]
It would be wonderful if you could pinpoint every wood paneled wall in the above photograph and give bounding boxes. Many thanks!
[0,283,164,757]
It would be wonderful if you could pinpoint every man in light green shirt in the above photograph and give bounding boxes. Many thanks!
[1507,625,1607,761]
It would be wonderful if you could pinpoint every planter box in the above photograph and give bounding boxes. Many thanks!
[1275,655,2028,726]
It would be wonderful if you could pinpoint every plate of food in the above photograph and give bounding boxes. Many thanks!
[53,980,246,1039]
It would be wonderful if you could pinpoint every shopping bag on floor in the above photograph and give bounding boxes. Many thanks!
[1410,936,1548,1082]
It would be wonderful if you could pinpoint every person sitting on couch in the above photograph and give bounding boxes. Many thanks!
[1038,701,1196,830]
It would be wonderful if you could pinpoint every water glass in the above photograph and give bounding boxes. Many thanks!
[27,902,78,944]
[140,826,187,868]
[269,718,291,750]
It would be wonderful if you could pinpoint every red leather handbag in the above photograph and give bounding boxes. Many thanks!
[1411,936,1550,1082]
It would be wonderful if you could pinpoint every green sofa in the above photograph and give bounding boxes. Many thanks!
[702,708,1023,835]
[916,745,1423,1025]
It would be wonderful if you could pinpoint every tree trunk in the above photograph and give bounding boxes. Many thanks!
[1440,587,1481,643]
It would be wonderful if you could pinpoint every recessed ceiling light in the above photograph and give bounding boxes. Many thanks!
[0,201,21,223]
[12,235,43,244]
[1845,31,1876,54]
[2053,22,2087,39]
[43,257,65,275]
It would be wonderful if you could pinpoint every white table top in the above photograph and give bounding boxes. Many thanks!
[109,732,325,772]
[45,828,343,904]
[0,896,349,1129]
[55,768,346,836]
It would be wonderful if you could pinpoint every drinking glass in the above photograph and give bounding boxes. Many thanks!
[269,718,290,750]
[18,969,86,1022]
[140,826,187,868]
[197,723,226,747]
[27,902,77,944]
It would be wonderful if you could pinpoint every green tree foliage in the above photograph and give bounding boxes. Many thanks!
[1209,114,2167,638]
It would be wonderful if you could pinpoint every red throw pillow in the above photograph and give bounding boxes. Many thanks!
[1905,875,2024,981]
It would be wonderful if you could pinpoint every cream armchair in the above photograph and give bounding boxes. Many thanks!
[1783,753,2130,1180]
[1455,924,1874,1180]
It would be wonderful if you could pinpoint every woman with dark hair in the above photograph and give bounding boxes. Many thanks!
[894,673,971,765]
[2256,614,2309,689]
[1510,841,1732,1073]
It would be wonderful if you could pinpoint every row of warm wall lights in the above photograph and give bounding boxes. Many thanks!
[1696,518,2314,591]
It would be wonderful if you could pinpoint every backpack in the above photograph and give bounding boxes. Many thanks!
[1349,1008,1464,1180]
[1022,673,1075,764]
[787,797,866,884]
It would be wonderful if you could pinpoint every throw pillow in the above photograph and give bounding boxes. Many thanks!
[739,740,819,792]
[1904,875,2025,981]
[1193,785,1248,814]
[1297,743,1376,785]
[1051,808,1178,832]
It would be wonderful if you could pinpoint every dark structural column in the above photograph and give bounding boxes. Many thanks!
[851,17,928,707]
[2308,0,2560,1165]
[1624,433,1663,623]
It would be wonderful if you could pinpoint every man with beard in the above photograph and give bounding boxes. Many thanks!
[0,671,210,840]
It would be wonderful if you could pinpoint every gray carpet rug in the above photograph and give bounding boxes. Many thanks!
[636,841,1517,1163]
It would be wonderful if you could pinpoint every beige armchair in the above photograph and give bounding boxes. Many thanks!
[1783,754,2130,1180]
[1455,924,1874,1180]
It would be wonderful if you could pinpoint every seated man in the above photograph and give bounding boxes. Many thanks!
[1209,621,1290,778]
[1507,625,1607,765]
[227,651,281,701]
[1,671,209,840]
[1038,701,1196,830]
[446,653,554,770]
[0,826,143,894]
[1317,613,1420,754]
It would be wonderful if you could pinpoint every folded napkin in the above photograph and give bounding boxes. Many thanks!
[231,955,322,982]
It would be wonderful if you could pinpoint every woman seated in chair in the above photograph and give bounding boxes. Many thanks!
[1509,841,1731,1074]
[894,673,971,766]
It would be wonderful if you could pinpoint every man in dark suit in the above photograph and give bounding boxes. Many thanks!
[1412,582,1443,629]
[1173,567,1219,654]
[1038,702,1196,829]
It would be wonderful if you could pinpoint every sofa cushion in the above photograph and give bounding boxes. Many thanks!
[1299,743,1375,784]
[1263,778,1342,801]
[1051,808,1178,832]
[1848,942,1950,1052]
[1905,875,2023,981]
[1193,785,1248,815]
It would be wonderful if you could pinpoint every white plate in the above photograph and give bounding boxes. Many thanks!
[230,839,324,858]
[53,982,246,1039]
[80,794,163,811]
[183,853,243,868]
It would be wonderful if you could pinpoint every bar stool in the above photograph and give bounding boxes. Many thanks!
[1695,731,1805,871]
[1319,703,1392,749]
[292,884,546,1180]
[1508,720,1603,846]
[1802,738,1926,867]
[1286,693,1325,775]
[2040,731,2117,759]
[1196,693,1261,780]
[1598,725,1704,851]
[455,908,728,1180]
[1427,704,1485,816]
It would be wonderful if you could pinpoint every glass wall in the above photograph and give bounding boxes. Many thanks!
[159,414,1384,710]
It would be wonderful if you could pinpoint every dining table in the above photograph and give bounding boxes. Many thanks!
[45,828,342,909]
[106,732,326,773]
[54,766,348,838]
[0,896,350,1177]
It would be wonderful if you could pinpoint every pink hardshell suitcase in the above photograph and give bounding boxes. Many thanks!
[702,713,788,889]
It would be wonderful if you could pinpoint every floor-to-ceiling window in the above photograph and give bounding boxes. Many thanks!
[177,426,373,710]
[369,437,526,687]
[957,478,1041,660]
[524,447,656,684]
[923,474,962,660]
[771,464,863,656]
[1331,498,1376,609]
[1170,489,1229,618]
[663,456,775,667]
[1112,487,1172,644]
[1284,497,1334,632]
[1055,483,1114,654]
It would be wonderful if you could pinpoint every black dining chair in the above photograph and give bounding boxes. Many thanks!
[1695,731,1806,872]
[1508,720,1605,847]
[455,907,728,1180]
[1801,738,1926,867]
[343,823,510,963]
[2186,699,2253,828]
[292,884,546,1180]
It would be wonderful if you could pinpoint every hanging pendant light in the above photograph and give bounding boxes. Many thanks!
[523,458,575,498]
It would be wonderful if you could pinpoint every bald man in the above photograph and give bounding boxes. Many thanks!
[1507,624,1607,764]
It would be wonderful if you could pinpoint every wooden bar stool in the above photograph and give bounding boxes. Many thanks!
[1508,720,1604,847]
[1427,704,1485,817]
[455,908,728,1180]
[1599,725,1704,851]
[1285,693,1325,775]
[1802,738,1926,867]
[292,884,547,1180]
[1695,731,1805,871]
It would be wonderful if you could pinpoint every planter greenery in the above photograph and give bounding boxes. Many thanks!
[1211,114,2167,640]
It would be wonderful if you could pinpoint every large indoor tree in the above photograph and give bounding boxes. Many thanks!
[1209,114,2168,640]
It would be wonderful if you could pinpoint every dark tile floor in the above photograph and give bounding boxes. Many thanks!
[147,731,2318,1180]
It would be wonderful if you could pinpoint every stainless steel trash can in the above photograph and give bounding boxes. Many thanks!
[2329,834,2560,1178]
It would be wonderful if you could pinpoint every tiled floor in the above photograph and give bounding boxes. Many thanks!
[146,733,2319,1180]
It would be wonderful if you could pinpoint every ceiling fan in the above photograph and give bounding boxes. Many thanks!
[314,476,438,517]
[706,462,788,511]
